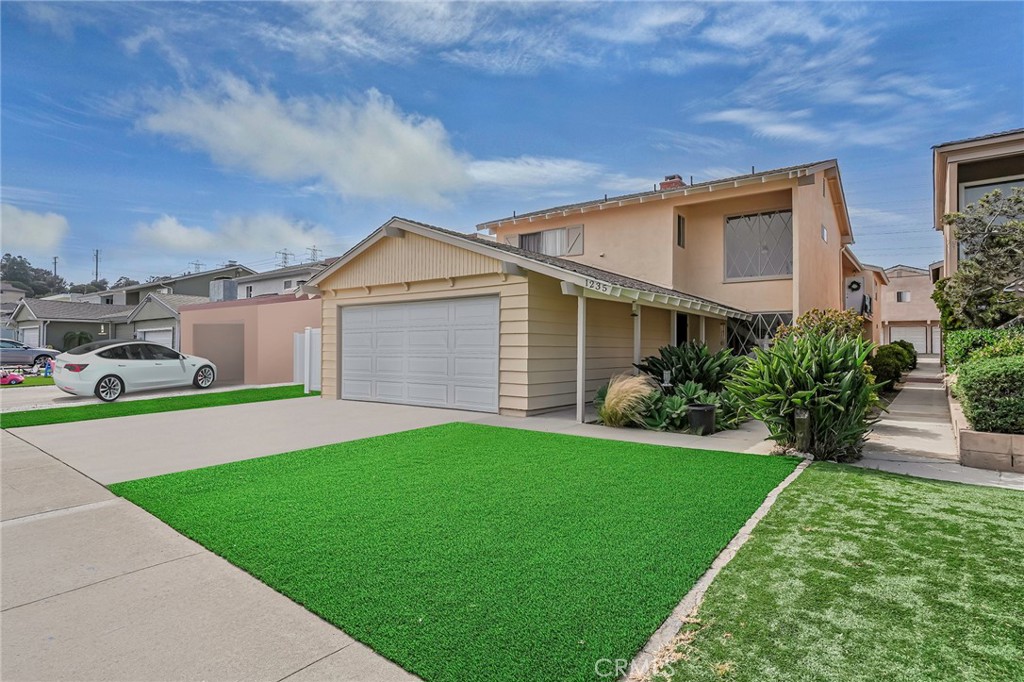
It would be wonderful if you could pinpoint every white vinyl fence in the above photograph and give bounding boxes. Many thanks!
[293,327,322,393]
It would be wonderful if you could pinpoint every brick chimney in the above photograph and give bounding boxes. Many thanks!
[659,174,686,191]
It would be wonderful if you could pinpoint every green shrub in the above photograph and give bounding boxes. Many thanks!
[725,331,880,461]
[635,342,744,393]
[957,357,1024,434]
[945,328,1024,370]
[867,346,905,388]
[774,308,866,342]
[892,339,918,370]
[670,381,746,431]
[970,333,1024,362]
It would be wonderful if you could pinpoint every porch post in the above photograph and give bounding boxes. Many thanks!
[700,315,706,344]
[576,294,587,423]
[632,303,641,370]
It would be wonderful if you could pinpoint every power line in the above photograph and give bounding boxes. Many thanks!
[188,259,205,273]
[306,245,322,262]
[275,249,295,267]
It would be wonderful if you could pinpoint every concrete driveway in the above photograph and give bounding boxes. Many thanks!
[0,381,254,414]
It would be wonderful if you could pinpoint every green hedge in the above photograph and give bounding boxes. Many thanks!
[945,328,1024,370]
[867,344,911,388]
[957,356,1024,434]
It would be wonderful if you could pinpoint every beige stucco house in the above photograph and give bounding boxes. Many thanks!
[934,128,1024,275]
[881,264,943,354]
[841,248,887,345]
[305,160,863,420]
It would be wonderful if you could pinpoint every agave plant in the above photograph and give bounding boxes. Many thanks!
[635,342,745,393]
[725,330,880,461]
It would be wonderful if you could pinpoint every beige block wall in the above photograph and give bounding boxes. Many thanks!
[793,179,844,315]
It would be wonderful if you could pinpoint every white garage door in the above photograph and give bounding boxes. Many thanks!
[890,326,927,354]
[22,327,39,347]
[930,326,941,355]
[141,329,174,348]
[342,296,499,412]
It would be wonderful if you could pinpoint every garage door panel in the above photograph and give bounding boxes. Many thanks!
[454,357,497,378]
[408,329,449,349]
[22,327,39,347]
[341,296,498,412]
[407,382,448,404]
[407,356,449,375]
[454,386,497,409]
[142,330,173,348]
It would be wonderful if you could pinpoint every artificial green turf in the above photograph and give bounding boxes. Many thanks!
[0,385,317,429]
[658,463,1024,682]
[110,423,799,682]
[0,376,54,388]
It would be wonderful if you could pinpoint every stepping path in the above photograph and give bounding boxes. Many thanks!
[857,356,1023,490]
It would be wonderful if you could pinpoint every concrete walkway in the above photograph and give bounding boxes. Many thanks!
[857,357,1024,490]
[0,430,418,682]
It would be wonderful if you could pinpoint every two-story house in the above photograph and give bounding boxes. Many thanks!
[841,249,887,345]
[881,264,943,354]
[234,260,335,299]
[304,160,865,420]
[934,128,1024,276]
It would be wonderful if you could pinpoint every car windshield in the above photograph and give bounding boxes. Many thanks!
[65,340,122,355]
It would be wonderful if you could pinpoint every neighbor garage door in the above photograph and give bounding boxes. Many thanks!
[22,326,39,347]
[140,329,173,348]
[341,296,499,412]
[930,326,941,355]
[890,326,927,354]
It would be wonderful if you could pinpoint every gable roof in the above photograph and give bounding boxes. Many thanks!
[884,264,929,275]
[306,217,751,320]
[933,128,1024,149]
[126,293,209,323]
[0,281,30,294]
[234,260,336,283]
[92,264,258,296]
[11,299,135,324]
[476,159,838,230]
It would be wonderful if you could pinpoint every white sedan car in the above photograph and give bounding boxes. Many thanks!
[53,340,217,402]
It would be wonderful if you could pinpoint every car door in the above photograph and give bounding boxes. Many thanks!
[120,343,165,391]
[145,344,189,387]
[0,340,25,365]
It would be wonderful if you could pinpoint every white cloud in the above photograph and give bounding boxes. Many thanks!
[139,76,471,206]
[134,213,334,255]
[2,203,69,250]
[122,26,191,79]
[700,108,831,144]
[468,157,604,189]
[576,5,705,44]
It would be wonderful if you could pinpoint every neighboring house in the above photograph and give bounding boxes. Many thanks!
[81,264,256,305]
[881,265,943,354]
[234,261,334,299]
[179,294,321,385]
[124,293,210,350]
[6,299,135,350]
[841,248,888,345]
[0,281,30,339]
[933,128,1024,276]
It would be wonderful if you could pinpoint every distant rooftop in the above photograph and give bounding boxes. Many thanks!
[933,128,1024,149]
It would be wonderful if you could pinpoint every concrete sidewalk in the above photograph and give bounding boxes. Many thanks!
[0,431,418,682]
[857,357,1023,490]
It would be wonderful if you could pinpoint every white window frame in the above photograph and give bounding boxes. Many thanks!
[897,291,911,303]
[283,280,293,289]
[519,225,583,257]
[245,285,253,298]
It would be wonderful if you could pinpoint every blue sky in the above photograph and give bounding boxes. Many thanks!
[2,1,1022,284]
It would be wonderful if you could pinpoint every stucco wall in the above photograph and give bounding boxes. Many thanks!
[181,296,320,385]
[882,270,940,324]
[672,189,794,313]
[793,178,844,315]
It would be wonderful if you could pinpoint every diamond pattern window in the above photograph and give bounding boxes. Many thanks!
[725,210,793,279]
[727,311,793,354]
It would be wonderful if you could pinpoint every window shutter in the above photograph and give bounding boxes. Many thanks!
[565,225,584,256]
[504,234,520,248]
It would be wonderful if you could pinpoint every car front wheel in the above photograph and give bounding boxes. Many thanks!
[95,375,124,402]
[193,365,215,389]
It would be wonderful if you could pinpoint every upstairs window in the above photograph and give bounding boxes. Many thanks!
[897,291,911,303]
[519,225,583,257]
[676,215,686,248]
[725,210,793,280]
[283,280,293,289]
[245,285,253,298]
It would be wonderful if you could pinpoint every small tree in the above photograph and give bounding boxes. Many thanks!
[774,308,866,342]
[937,187,1024,329]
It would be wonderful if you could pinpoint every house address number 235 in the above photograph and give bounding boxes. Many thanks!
[584,278,611,293]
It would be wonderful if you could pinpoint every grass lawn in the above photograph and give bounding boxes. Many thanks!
[111,423,799,682]
[0,385,316,429]
[659,464,1024,682]
[0,376,54,388]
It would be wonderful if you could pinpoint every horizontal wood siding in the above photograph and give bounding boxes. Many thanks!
[320,233,501,291]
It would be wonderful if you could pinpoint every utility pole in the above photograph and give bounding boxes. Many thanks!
[189,260,205,273]
[52,256,59,276]
[275,249,294,267]
[306,245,322,262]
[93,250,101,283]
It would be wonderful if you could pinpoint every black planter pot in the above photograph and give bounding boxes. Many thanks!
[687,403,716,436]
